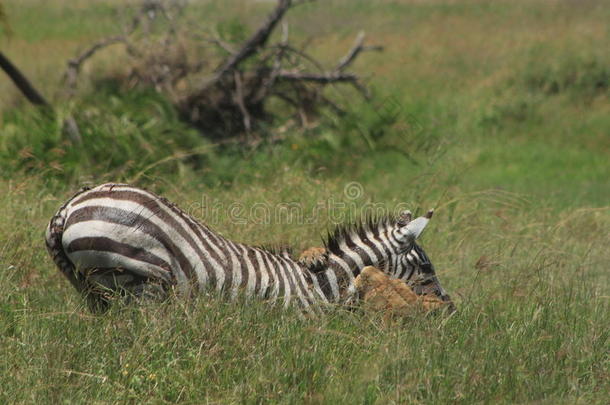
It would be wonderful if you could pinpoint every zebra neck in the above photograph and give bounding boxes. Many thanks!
[313,235,400,302]
[309,252,382,303]
[325,220,400,273]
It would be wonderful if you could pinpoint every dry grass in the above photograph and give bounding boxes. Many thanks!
[0,1,608,403]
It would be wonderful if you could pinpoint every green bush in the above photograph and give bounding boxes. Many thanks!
[0,87,205,182]
[520,51,609,99]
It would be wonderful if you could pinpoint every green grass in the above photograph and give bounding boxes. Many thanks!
[0,176,608,403]
[1,0,609,403]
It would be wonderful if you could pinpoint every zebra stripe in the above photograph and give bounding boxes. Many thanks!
[313,208,452,305]
[46,183,452,312]
[47,184,323,312]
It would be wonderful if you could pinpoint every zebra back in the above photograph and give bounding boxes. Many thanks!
[45,183,322,312]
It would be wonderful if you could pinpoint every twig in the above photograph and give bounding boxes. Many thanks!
[318,93,345,115]
[280,21,289,44]
[62,36,126,93]
[272,43,325,72]
[252,22,290,103]
[196,0,294,93]
[205,37,237,54]
[336,31,383,71]
[61,116,83,145]
[272,90,300,109]
[61,0,164,94]
[276,70,359,83]
[233,71,252,133]
[336,31,365,71]
[273,31,381,98]
[202,27,237,54]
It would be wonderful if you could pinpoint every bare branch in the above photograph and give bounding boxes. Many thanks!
[61,115,83,145]
[336,31,365,71]
[60,0,170,95]
[205,37,236,54]
[251,22,290,103]
[280,21,289,44]
[62,36,127,93]
[0,51,50,107]
[276,70,359,83]
[336,31,383,71]
[272,44,325,71]
[233,71,252,133]
[318,93,346,115]
[218,0,291,72]
[198,0,294,91]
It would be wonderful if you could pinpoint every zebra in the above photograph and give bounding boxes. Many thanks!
[300,211,453,310]
[45,183,453,312]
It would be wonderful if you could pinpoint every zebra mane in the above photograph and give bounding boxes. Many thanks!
[323,213,398,256]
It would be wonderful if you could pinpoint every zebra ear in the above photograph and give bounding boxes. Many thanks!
[400,209,433,241]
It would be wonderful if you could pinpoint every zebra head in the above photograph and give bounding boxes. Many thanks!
[388,209,454,311]
[303,209,454,311]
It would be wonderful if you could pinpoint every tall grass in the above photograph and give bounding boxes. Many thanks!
[0,0,608,403]
[0,176,608,403]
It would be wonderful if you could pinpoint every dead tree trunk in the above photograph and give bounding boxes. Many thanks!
[0,51,50,107]
[0,51,82,144]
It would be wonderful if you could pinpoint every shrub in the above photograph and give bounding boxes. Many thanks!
[0,86,204,182]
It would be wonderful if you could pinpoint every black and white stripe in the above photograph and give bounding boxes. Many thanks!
[46,183,451,312]
[304,210,452,307]
[46,184,323,312]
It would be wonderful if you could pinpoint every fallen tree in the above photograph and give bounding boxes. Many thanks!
[61,0,382,139]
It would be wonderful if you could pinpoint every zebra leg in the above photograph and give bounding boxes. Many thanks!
[84,267,169,309]
[126,279,168,304]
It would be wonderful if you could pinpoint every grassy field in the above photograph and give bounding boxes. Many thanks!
[1,0,609,403]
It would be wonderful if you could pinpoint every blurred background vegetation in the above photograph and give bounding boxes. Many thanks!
[1,0,607,206]
[0,0,608,403]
